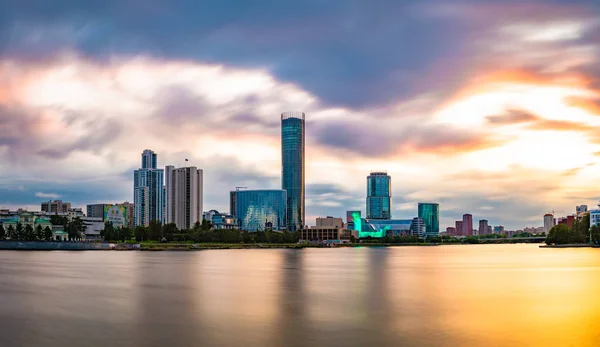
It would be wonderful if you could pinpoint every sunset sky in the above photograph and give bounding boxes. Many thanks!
[1,0,599,229]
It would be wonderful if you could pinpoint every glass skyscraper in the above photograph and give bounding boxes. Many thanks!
[134,150,164,227]
[366,172,391,219]
[281,112,305,231]
[236,190,287,232]
[418,203,440,237]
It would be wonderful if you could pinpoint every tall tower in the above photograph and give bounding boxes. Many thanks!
[134,150,164,227]
[165,165,203,230]
[366,171,391,219]
[418,203,440,237]
[462,214,473,236]
[281,112,305,231]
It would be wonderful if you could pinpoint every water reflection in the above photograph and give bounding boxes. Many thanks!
[0,245,598,347]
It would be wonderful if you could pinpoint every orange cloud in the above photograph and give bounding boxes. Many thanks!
[565,96,600,116]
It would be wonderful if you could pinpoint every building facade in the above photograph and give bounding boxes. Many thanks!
[165,166,203,230]
[281,112,305,231]
[86,204,108,219]
[134,150,164,227]
[230,191,238,218]
[236,190,287,232]
[410,217,426,237]
[116,202,135,229]
[478,219,489,236]
[418,203,439,237]
[367,172,392,219]
[543,213,555,233]
[455,220,463,236]
[316,216,344,228]
[462,214,473,236]
[41,200,71,214]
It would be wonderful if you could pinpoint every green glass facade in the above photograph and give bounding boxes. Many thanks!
[418,203,439,237]
[281,112,305,231]
[236,190,287,232]
[367,172,391,219]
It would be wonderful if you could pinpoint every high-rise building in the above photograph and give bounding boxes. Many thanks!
[462,214,473,236]
[455,220,463,236]
[478,219,489,236]
[230,191,238,218]
[236,189,287,232]
[134,150,164,227]
[367,172,392,219]
[418,203,439,237]
[543,213,555,233]
[86,204,108,219]
[141,149,157,169]
[165,166,203,230]
[281,112,305,231]
[41,200,71,214]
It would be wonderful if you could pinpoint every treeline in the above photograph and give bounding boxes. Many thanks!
[102,220,300,244]
[0,224,53,241]
[546,214,600,245]
[0,217,87,241]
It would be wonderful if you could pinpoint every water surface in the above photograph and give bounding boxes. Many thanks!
[0,244,598,347]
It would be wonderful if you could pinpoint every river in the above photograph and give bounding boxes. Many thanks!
[0,244,598,347]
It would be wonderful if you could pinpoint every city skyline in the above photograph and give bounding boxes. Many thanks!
[1,1,600,229]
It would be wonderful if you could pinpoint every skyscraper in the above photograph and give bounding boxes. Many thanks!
[543,213,555,233]
[478,219,489,236]
[418,203,440,237]
[463,214,473,236]
[281,112,305,231]
[236,189,287,232]
[455,220,463,236]
[141,149,157,169]
[367,172,391,219]
[165,165,203,230]
[134,150,164,227]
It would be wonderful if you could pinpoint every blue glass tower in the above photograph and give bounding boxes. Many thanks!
[236,190,287,232]
[418,203,440,237]
[367,172,391,219]
[134,150,164,227]
[281,112,305,231]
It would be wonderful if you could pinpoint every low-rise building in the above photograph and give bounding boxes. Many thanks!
[316,216,344,228]
[81,217,104,241]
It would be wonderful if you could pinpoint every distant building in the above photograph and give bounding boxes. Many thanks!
[418,203,440,237]
[346,210,361,230]
[455,220,463,236]
[478,219,489,236]
[281,112,305,231]
[576,205,588,214]
[2,212,53,237]
[462,214,473,236]
[300,226,351,242]
[589,201,600,229]
[116,202,135,229]
[410,217,426,237]
[230,191,238,218]
[367,172,392,219]
[493,226,505,234]
[165,165,203,230]
[543,213,555,233]
[316,216,344,228]
[236,189,287,232]
[134,150,164,227]
[87,204,108,219]
[203,210,235,229]
[446,227,456,235]
[41,200,71,214]
[82,217,104,241]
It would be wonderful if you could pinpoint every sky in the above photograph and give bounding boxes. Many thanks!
[1,0,599,229]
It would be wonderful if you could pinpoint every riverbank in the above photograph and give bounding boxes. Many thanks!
[539,244,600,248]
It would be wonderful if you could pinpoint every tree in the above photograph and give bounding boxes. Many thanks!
[15,222,24,241]
[6,225,15,240]
[0,225,5,241]
[134,225,148,242]
[35,225,44,240]
[24,224,35,241]
[148,220,163,241]
[201,219,212,231]
[590,224,600,245]
[118,227,132,242]
[44,226,53,241]
[66,217,85,241]
[101,222,115,241]
[546,224,572,245]
[50,215,69,226]
[163,223,178,242]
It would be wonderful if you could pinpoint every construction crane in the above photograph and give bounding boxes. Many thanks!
[549,210,564,216]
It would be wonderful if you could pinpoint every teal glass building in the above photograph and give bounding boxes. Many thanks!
[418,203,440,237]
[281,112,305,231]
[367,172,391,219]
[236,190,287,232]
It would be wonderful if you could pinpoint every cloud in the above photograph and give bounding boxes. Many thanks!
[34,192,61,199]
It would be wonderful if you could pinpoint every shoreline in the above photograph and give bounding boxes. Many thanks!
[539,244,599,248]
